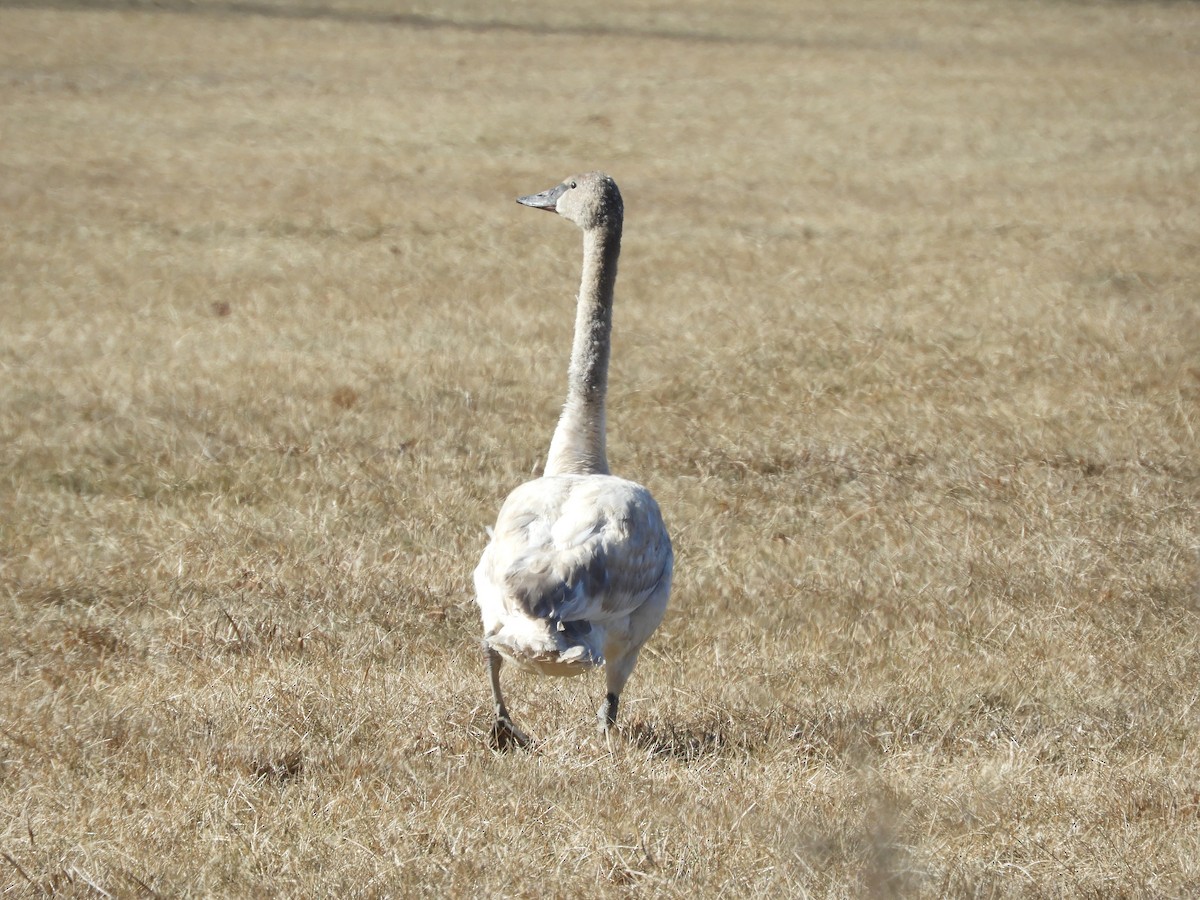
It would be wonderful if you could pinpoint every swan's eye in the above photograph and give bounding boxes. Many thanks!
[569,181,577,189]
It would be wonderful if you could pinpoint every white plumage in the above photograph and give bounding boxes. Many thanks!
[474,172,673,749]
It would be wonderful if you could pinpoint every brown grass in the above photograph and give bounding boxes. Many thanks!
[2,0,1199,895]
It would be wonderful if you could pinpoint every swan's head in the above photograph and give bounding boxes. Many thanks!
[517,172,622,232]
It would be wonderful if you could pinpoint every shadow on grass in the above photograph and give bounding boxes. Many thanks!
[625,714,770,762]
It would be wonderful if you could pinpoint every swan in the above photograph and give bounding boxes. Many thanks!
[473,172,673,750]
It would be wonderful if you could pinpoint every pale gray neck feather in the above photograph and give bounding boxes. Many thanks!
[545,225,620,476]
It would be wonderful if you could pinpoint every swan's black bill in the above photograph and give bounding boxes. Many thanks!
[517,182,568,211]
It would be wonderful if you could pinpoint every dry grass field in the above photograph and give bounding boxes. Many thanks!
[2,0,1199,895]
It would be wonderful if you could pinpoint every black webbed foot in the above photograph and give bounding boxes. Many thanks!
[489,715,532,752]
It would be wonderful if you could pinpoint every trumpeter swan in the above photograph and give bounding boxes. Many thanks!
[473,172,673,750]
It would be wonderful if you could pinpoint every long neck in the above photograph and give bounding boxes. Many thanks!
[545,224,621,476]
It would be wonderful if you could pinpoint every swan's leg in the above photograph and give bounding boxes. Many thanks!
[599,692,619,730]
[598,650,641,732]
[486,646,530,751]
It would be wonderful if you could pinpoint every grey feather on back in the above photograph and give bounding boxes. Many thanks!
[504,541,610,622]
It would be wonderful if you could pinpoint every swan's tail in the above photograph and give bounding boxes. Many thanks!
[485,614,604,676]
